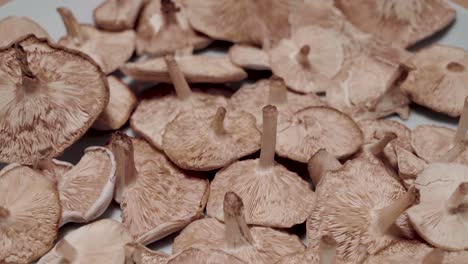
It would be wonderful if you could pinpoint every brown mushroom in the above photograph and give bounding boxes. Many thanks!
[0,16,50,47]
[207,105,315,228]
[0,35,109,165]
[57,7,135,73]
[275,235,343,264]
[93,76,137,130]
[401,45,468,117]
[335,0,456,48]
[162,107,261,171]
[108,133,209,245]
[130,55,228,150]
[0,164,61,264]
[228,44,270,71]
[395,145,428,189]
[93,0,144,31]
[174,192,305,264]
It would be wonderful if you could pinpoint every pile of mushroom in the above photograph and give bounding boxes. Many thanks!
[1,0,468,263]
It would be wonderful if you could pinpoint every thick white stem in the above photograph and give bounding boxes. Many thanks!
[308,149,342,186]
[223,192,254,249]
[259,105,278,169]
[163,55,192,99]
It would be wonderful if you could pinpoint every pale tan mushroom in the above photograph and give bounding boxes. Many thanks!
[174,192,305,264]
[94,0,144,31]
[0,35,109,165]
[38,219,133,264]
[162,107,261,171]
[395,146,428,189]
[130,55,228,150]
[207,105,315,228]
[307,149,343,186]
[93,76,137,130]
[0,16,50,47]
[228,44,270,71]
[363,240,433,264]
[275,235,343,264]
[335,0,456,48]
[401,45,468,117]
[0,164,61,264]
[108,133,209,245]
[57,7,135,73]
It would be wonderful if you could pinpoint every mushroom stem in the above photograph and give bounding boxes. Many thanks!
[14,43,40,90]
[57,7,87,44]
[319,235,337,264]
[0,206,10,219]
[268,76,288,105]
[422,248,444,264]
[296,45,311,68]
[211,107,227,136]
[161,0,179,23]
[223,192,254,249]
[365,132,397,156]
[308,149,342,186]
[446,182,468,213]
[439,97,468,162]
[55,239,77,264]
[163,55,192,100]
[259,105,278,169]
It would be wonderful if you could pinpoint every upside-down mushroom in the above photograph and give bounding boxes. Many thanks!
[0,16,50,47]
[207,105,315,228]
[130,55,228,150]
[0,35,109,165]
[162,107,261,171]
[57,7,135,73]
[228,44,270,71]
[93,0,144,31]
[276,235,342,264]
[0,164,61,264]
[174,192,305,264]
[108,133,209,245]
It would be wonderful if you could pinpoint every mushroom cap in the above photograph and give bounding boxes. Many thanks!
[269,25,344,93]
[121,55,247,83]
[93,76,137,131]
[228,44,270,70]
[121,138,209,245]
[401,45,468,117]
[0,35,109,165]
[408,163,468,250]
[0,16,50,47]
[93,0,144,31]
[335,0,456,48]
[173,218,305,264]
[395,146,428,189]
[276,106,363,163]
[38,219,133,264]
[125,243,169,264]
[363,240,432,264]
[0,164,61,264]
[207,159,315,228]
[162,107,261,171]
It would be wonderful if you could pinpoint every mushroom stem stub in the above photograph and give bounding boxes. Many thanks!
[0,206,10,219]
[268,76,288,104]
[55,239,77,264]
[14,43,40,90]
[366,132,397,156]
[422,248,444,264]
[446,182,468,213]
[109,132,138,200]
[296,45,311,68]
[57,7,87,44]
[211,107,227,135]
[308,149,342,186]
[259,105,278,169]
[319,235,337,264]
[454,97,468,145]
[223,192,254,249]
[163,55,192,100]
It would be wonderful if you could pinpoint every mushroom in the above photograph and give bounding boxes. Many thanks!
[38,219,133,264]
[276,106,364,163]
[307,149,343,186]
[130,55,229,150]
[135,0,212,56]
[0,16,50,47]
[269,25,345,93]
[395,146,428,189]
[363,240,433,264]
[408,162,468,250]
[57,7,136,73]
[162,106,261,171]
[0,164,61,264]
[93,0,144,31]
[93,76,138,131]
[121,54,247,83]
[275,235,342,264]
[174,192,305,264]
[401,45,468,117]
[0,35,109,165]
[108,133,209,245]
[228,44,270,71]
[207,105,315,228]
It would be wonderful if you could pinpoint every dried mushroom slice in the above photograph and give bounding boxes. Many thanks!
[130,55,228,150]
[163,107,261,171]
[277,106,363,163]
[38,219,133,264]
[57,7,135,73]
[174,192,305,264]
[0,35,109,165]
[276,235,342,264]
[93,0,144,31]
[335,0,456,48]
[228,44,270,71]
[93,76,137,131]
[0,164,61,264]
[0,16,50,47]
[136,0,212,56]
[207,106,315,228]
[401,45,468,117]
[109,133,209,245]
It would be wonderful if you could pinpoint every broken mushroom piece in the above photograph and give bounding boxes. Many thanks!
[0,16,50,47]
[57,7,135,73]
[228,44,270,71]
[174,192,305,264]
[276,235,343,264]
[108,133,209,245]
[38,219,133,264]
[93,0,144,31]
[0,164,61,264]
[0,35,109,165]
[395,146,428,189]
[162,107,261,171]
[207,105,315,228]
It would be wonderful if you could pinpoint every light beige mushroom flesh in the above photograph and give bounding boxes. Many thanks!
[93,0,144,31]
[395,145,428,189]
[0,35,109,165]
[0,16,50,47]
[276,235,342,264]
[228,44,270,70]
